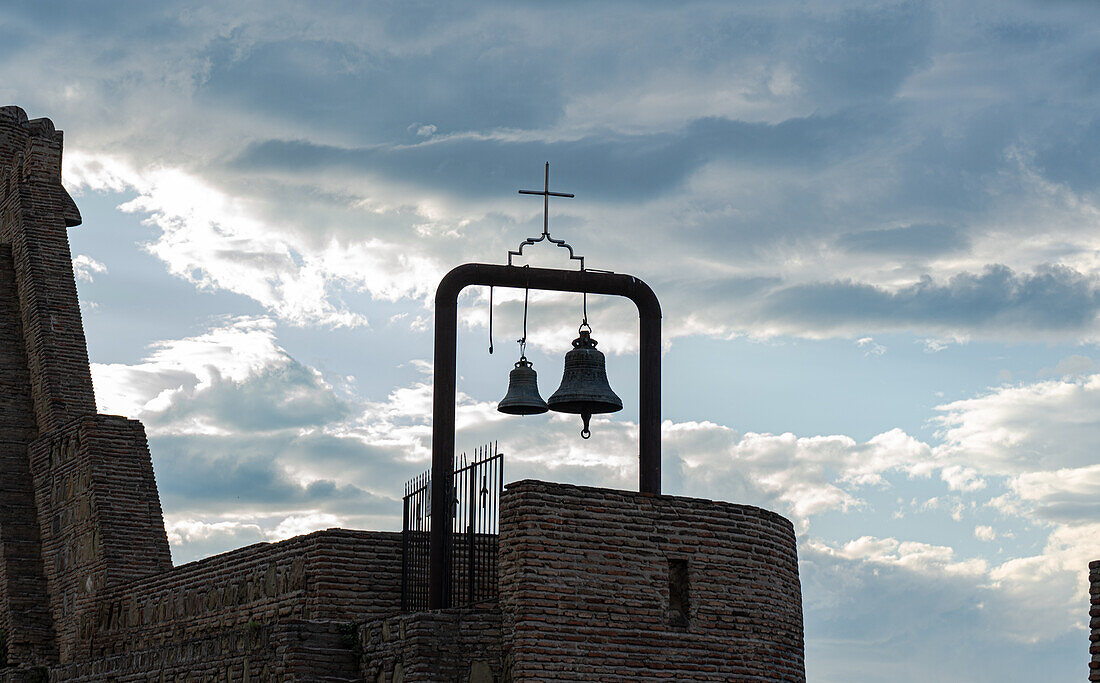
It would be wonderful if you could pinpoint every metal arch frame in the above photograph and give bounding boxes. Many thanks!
[430,262,662,609]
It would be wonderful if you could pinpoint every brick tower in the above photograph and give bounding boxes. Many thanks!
[0,106,172,667]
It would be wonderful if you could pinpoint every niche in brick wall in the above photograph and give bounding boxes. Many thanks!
[668,558,690,629]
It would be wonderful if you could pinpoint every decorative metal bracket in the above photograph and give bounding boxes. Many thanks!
[508,162,585,270]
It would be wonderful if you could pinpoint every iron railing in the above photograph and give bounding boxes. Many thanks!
[401,443,503,612]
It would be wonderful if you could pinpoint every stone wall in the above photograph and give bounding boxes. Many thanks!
[359,608,503,683]
[498,479,805,682]
[1091,560,1099,683]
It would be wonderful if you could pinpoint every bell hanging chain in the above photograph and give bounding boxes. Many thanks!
[497,264,549,415]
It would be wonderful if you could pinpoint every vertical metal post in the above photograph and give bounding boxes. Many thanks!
[430,295,457,610]
[468,451,477,602]
[639,311,661,495]
[400,486,409,612]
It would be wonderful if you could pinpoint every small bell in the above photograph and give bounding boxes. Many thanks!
[497,357,549,415]
[548,326,622,438]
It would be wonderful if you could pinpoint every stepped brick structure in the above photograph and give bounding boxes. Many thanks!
[1091,560,1099,682]
[0,106,806,681]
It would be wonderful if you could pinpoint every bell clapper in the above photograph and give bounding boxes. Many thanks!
[581,412,592,439]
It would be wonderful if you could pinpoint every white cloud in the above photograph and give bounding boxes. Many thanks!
[856,336,886,356]
[91,316,347,435]
[65,151,447,328]
[974,525,996,541]
[940,465,986,492]
[72,254,107,282]
[808,535,987,578]
[934,373,1100,475]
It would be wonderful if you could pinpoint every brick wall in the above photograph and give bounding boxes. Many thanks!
[25,415,172,661]
[87,529,401,658]
[499,479,806,682]
[51,620,363,682]
[38,530,400,678]
[359,608,503,683]
[0,246,54,666]
[1091,560,1099,682]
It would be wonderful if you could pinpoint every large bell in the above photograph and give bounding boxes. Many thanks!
[497,358,549,415]
[548,328,622,438]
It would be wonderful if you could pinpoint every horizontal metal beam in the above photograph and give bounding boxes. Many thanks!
[430,263,662,609]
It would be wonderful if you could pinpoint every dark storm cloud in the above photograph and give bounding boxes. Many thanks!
[1033,115,1100,194]
[231,109,890,200]
[196,36,563,141]
[797,1,934,102]
[765,265,1100,333]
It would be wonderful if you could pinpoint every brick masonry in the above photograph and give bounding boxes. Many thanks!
[359,608,503,682]
[499,479,806,682]
[1091,560,1099,682]
[0,105,809,681]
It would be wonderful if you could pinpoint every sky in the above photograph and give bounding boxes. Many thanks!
[2,1,1098,680]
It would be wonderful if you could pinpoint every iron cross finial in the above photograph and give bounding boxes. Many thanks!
[518,162,574,237]
[509,162,583,268]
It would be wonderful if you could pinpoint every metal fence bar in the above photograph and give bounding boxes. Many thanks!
[401,444,503,612]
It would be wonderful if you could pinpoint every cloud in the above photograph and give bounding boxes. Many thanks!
[974,525,996,541]
[72,254,107,282]
[837,223,970,257]
[934,372,1100,475]
[1008,464,1100,524]
[856,336,886,356]
[1038,353,1098,378]
[91,315,350,431]
[763,264,1100,339]
[801,534,1087,682]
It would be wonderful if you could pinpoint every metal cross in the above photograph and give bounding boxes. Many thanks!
[508,162,583,268]
[519,162,574,237]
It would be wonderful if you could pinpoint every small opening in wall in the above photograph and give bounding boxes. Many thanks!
[668,558,690,629]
